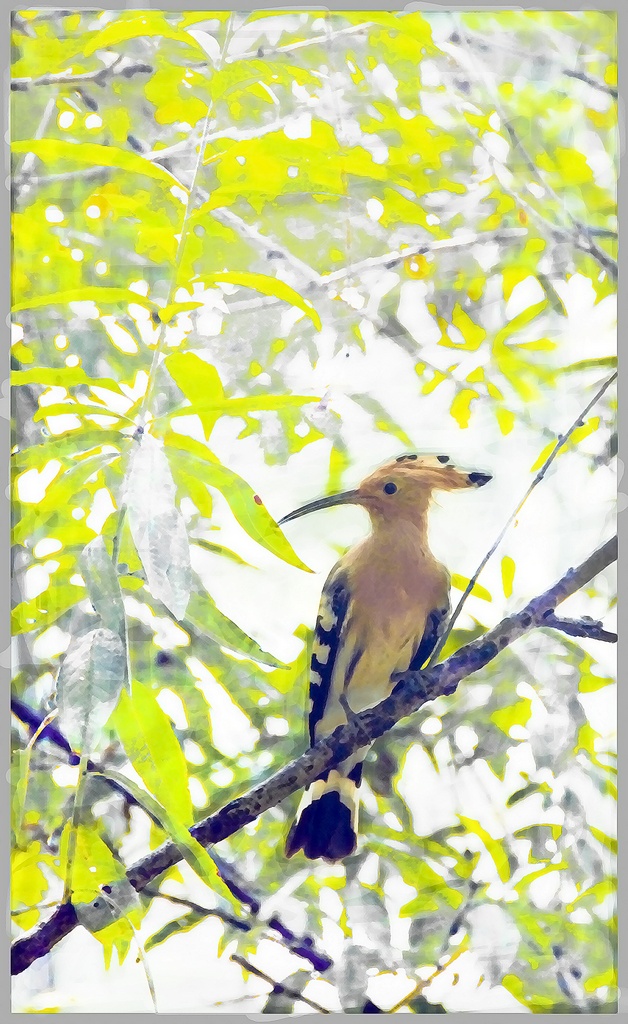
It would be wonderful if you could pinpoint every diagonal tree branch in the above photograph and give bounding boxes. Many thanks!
[11,535,616,976]
[11,699,332,973]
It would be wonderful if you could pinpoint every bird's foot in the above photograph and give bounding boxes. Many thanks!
[339,693,371,746]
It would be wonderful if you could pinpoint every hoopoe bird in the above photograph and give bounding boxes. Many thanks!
[280,453,491,862]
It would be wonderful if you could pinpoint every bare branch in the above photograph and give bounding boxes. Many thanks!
[14,97,56,192]
[228,21,374,63]
[319,228,528,284]
[142,887,250,933]
[230,954,330,1014]
[561,68,617,99]
[542,613,617,644]
[213,208,323,285]
[208,226,529,319]
[11,57,152,90]
[11,535,617,977]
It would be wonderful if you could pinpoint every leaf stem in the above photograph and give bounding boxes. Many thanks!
[62,751,90,904]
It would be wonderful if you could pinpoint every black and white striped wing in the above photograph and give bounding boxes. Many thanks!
[308,575,350,746]
[409,601,450,671]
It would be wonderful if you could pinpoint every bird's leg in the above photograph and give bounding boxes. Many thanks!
[339,693,372,746]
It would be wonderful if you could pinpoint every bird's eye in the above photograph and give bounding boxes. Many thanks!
[383,482,397,494]
[437,455,450,463]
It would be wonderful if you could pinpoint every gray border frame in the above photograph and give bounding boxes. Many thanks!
[4,1,624,1021]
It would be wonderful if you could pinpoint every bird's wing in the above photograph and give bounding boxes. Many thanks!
[408,600,450,671]
[308,572,350,746]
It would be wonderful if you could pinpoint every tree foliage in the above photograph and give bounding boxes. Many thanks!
[11,9,616,1013]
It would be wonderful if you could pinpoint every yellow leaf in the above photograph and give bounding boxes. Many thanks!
[491,698,532,737]
[501,556,515,598]
[604,63,617,87]
[440,304,486,351]
[459,816,511,882]
[450,573,492,602]
[450,389,479,429]
[530,440,556,472]
[12,140,185,192]
[496,407,515,435]
[198,272,321,331]
[422,369,446,395]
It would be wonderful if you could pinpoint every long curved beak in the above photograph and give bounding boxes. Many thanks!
[278,489,359,525]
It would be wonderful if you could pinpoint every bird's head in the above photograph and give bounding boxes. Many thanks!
[279,454,492,526]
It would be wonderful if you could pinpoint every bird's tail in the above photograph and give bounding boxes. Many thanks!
[285,766,361,862]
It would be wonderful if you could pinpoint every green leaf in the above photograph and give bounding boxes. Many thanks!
[13,367,126,395]
[348,393,415,447]
[13,450,119,546]
[440,304,487,351]
[192,540,252,568]
[109,685,240,910]
[59,822,127,903]
[490,698,532,737]
[198,272,322,331]
[450,389,479,429]
[124,433,191,620]
[163,432,312,573]
[145,909,207,952]
[458,816,511,882]
[59,823,141,968]
[502,974,554,1011]
[12,579,86,635]
[34,402,125,424]
[110,679,193,825]
[164,351,224,440]
[12,287,159,315]
[12,429,128,474]
[11,842,52,930]
[589,826,617,855]
[80,536,126,636]
[495,300,548,346]
[12,140,185,192]
[185,587,285,668]
[83,11,205,56]
[56,627,126,754]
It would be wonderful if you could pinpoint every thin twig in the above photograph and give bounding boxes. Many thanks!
[560,69,617,100]
[143,886,250,932]
[387,943,469,1013]
[139,21,234,420]
[427,371,617,666]
[14,96,56,192]
[11,58,152,90]
[61,751,89,904]
[319,228,528,284]
[227,20,373,62]
[230,954,329,1014]
[213,208,323,285]
[11,535,617,976]
[444,31,617,279]
[203,227,528,320]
